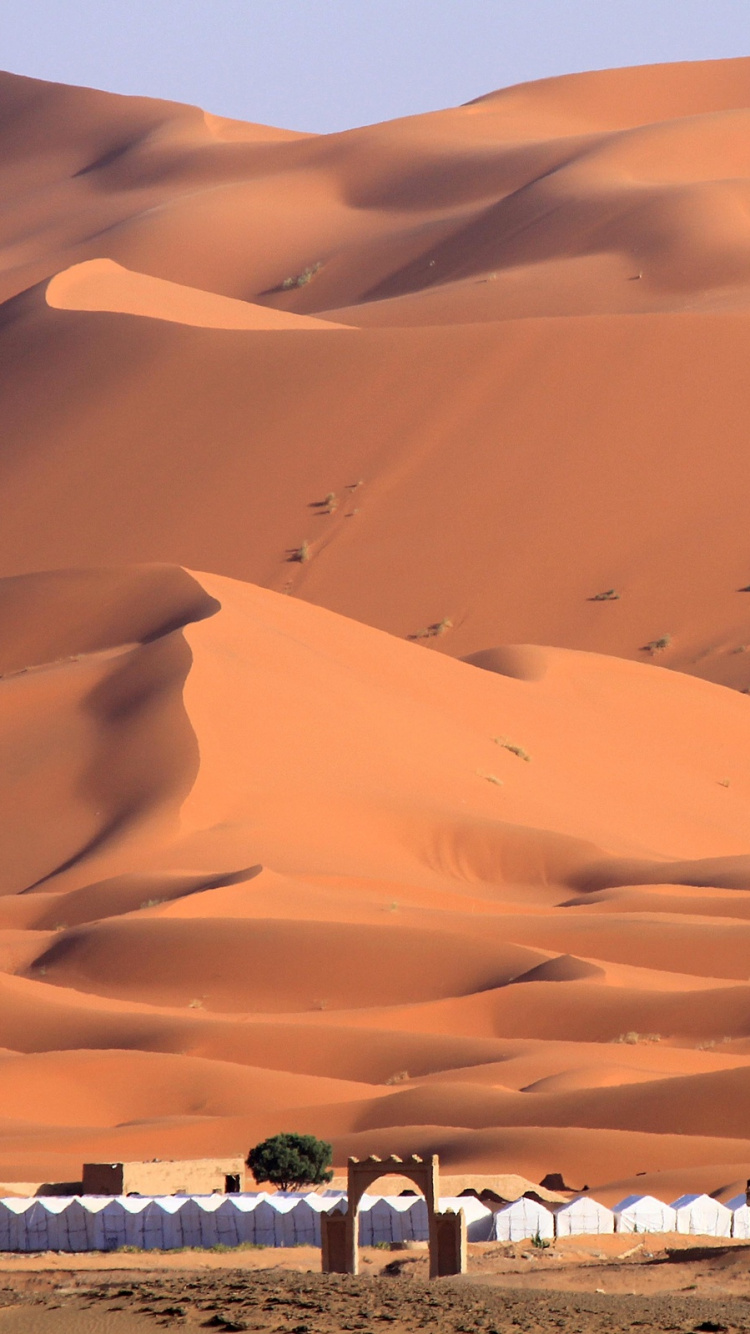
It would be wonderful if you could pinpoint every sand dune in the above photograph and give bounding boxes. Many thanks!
[0,59,750,1195]
[47,259,350,330]
[0,563,746,1190]
[0,66,750,679]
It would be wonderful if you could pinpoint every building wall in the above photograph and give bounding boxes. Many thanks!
[82,1158,245,1196]
[82,1164,124,1195]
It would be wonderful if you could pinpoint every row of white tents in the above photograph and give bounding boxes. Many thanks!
[0,1193,493,1252]
[490,1193,750,1241]
[0,1191,745,1251]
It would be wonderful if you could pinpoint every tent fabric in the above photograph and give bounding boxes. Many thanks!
[613,1195,678,1233]
[671,1194,732,1237]
[727,1197,750,1239]
[553,1197,615,1237]
[358,1196,429,1245]
[0,1187,735,1251]
[489,1197,555,1242]
[439,1197,494,1241]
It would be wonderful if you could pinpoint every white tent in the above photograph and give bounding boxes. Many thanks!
[358,1196,429,1245]
[553,1196,614,1237]
[223,1193,267,1244]
[277,1196,331,1246]
[175,1196,229,1248]
[0,1201,19,1250]
[439,1197,494,1241]
[113,1196,177,1250]
[2,1199,50,1252]
[43,1198,97,1252]
[489,1197,554,1242]
[251,1196,297,1246]
[727,1196,750,1239]
[89,1198,133,1251]
[671,1194,732,1237]
[62,1197,115,1251]
[613,1195,677,1233]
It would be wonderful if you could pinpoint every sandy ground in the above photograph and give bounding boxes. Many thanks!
[2,58,750,1198]
[0,1240,748,1332]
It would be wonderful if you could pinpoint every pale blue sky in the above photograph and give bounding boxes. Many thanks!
[0,1,748,133]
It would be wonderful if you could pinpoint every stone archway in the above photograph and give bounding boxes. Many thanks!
[321,1154,465,1278]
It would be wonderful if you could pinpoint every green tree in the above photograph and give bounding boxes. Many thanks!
[246,1132,334,1193]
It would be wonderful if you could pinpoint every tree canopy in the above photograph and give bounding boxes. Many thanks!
[246,1132,334,1193]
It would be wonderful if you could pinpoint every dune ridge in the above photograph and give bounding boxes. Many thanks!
[0,564,745,1196]
[1,58,750,1197]
[0,64,749,677]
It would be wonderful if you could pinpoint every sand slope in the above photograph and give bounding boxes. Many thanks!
[0,564,746,1192]
[0,65,747,678]
[1,60,750,1195]
[47,259,350,330]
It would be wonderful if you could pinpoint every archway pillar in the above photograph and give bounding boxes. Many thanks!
[322,1154,464,1278]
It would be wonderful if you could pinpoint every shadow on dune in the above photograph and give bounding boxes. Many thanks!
[569,853,750,894]
[0,565,222,893]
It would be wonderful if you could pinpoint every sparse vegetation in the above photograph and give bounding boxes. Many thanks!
[188,998,204,1009]
[641,635,672,655]
[589,589,620,602]
[494,737,531,762]
[116,1242,268,1253]
[246,1132,333,1193]
[323,491,338,514]
[140,898,164,909]
[291,540,310,563]
[531,1230,551,1249]
[613,1031,661,1045]
[717,778,731,788]
[281,261,323,290]
[410,618,453,641]
[385,1070,410,1085]
[478,771,503,786]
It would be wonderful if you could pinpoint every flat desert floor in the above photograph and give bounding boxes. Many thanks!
[0,1241,748,1333]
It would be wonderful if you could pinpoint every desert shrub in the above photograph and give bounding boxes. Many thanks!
[282,261,323,290]
[641,635,672,655]
[494,737,531,762]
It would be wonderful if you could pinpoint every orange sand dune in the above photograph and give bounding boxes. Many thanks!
[1,66,750,680]
[47,259,350,330]
[0,563,747,1190]
[2,59,750,1195]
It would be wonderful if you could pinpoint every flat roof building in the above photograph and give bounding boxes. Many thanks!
[82,1157,245,1197]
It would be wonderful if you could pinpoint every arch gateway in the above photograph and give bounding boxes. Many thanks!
[321,1154,466,1278]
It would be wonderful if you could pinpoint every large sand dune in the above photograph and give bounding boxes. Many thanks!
[0,564,747,1194]
[1,59,750,1193]
[0,65,747,678]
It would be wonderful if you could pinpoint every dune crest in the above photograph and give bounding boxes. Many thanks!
[2,58,750,1197]
[47,259,351,330]
[0,565,745,1193]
